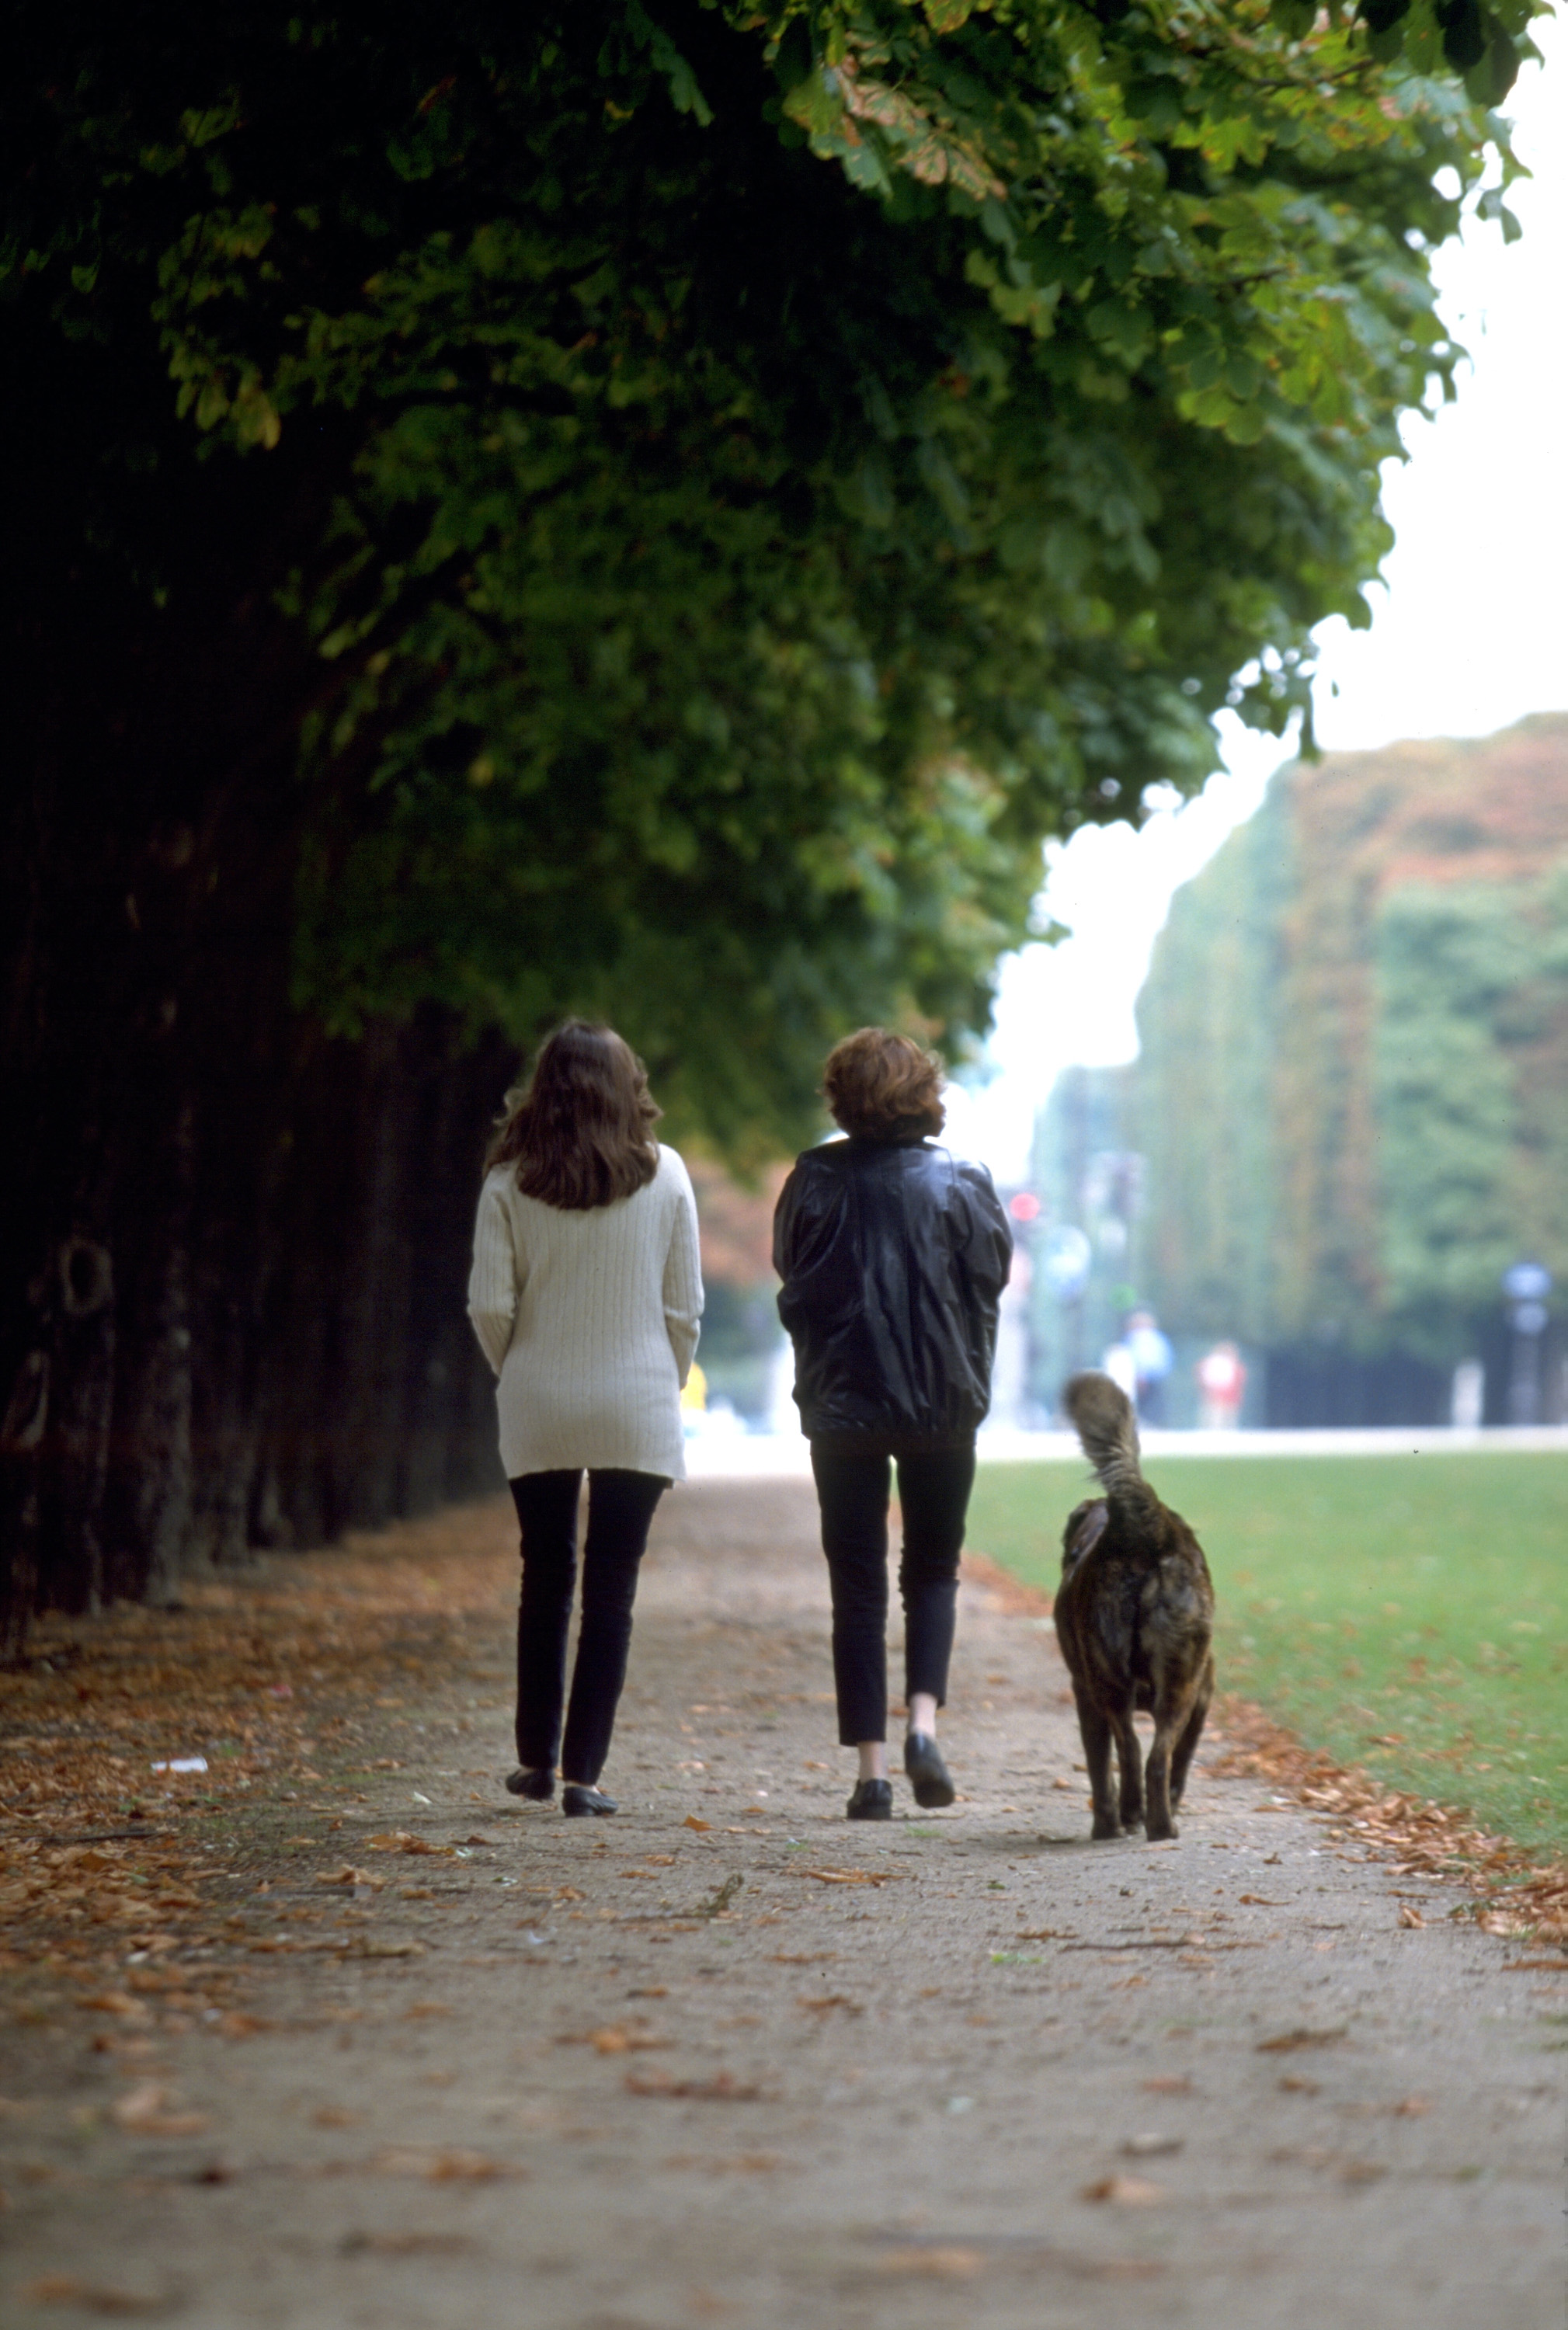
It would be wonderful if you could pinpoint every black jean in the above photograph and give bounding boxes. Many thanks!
[509,1468,667,1785]
[809,1441,977,1747]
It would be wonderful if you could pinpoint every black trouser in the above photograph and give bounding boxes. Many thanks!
[509,1468,667,1785]
[809,1441,977,1747]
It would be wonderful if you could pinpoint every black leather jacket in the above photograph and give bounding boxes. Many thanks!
[773,1139,1013,1447]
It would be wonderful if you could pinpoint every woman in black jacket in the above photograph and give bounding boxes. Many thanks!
[774,1029,1013,1819]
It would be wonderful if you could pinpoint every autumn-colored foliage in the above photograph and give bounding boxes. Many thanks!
[1134,714,1568,1371]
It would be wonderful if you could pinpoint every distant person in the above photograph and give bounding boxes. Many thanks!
[774,1030,1013,1819]
[468,1023,703,1817]
[1451,1358,1484,1431]
[1127,1307,1174,1425]
[1197,1341,1246,1431]
[1102,1338,1138,1403]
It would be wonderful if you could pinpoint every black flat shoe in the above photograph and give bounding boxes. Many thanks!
[505,1767,555,1801]
[562,1784,617,1818]
[904,1732,955,1809]
[846,1778,893,1821]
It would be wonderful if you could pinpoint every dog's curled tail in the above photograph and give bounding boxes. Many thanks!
[1063,1372,1144,1498]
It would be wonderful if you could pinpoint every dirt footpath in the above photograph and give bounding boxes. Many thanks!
[2,1478,1563,2328]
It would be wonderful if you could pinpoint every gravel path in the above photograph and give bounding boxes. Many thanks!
[2,1479,1563,2328]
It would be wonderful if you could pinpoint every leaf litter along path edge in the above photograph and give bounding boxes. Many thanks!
[962,1553,1568,1948]
[1,1480,1562,2330]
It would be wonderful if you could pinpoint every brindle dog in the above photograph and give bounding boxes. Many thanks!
[1054,1372,1215,1841]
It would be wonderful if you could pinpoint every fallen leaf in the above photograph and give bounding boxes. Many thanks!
[312,2106,361,2129]
[1392,2096,1432,2117]
[1278,2075,1319,2094]
[315,1867,383,1890]
[340,2231,476,2257]
[23,2276,165,2315]
[682,1816,711,1833]
[402,2001,452,2020]
[876,2247,984,2278]
[371,2147,518,2180]
[801,1867,907,1887]
[1397,1905,1424,1929]
[216,2011,270,2039]
[1121,2134,1183,2158]
[1237,1894,1283,1906]
[78,1993,151,2020]
[1142,2075,1192,2095]
[1501,1957,1568,1973]
[624,2070,762,2102]
[110,2084,211,2138]
[1080,2175,1166,2206]
[1256,2026,1347,2054]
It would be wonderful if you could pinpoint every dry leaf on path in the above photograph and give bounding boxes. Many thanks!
[802,1867,908,1887]
[1256,2026,1347,2054]
[315,1866,383,1890]
[682,1816,711,1832]
[799,1994,862,2015]
[341,2230,476,2258]
[1121,2134,1183,2157]
[215,2012,270,2038]
[875,2246,985,2278]
[1141,2075,1192,2095]
[370,2147,519,2180]
[624,2070,762,2102]
[1396,1905,1425,1928]
[1080,2175,1166,2206]
[110,2083,211,2137]
[23,2276,166,2316]
[554,2025,670,2054]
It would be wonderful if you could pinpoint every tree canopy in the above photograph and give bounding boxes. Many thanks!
[7,0,1546,1149]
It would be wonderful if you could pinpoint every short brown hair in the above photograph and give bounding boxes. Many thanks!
[822,1028,946,1142]
[484,1021,661,1209]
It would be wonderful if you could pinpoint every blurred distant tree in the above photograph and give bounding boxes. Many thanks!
[1128,716,1568,1407]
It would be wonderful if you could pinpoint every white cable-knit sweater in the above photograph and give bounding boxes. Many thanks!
[466,1145,704,1480]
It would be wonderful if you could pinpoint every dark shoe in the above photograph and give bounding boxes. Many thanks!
[562,1784,618,1817]
[846,1779,893,1821]
[505,1767,555,1801]
[904,1732,955,1809]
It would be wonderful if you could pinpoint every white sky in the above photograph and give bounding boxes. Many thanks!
[944,12,1568,1184]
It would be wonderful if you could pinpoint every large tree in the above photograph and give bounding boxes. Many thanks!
[1,0,1545,1622]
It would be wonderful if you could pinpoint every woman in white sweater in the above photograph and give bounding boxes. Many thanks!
[467,1022,703,1817]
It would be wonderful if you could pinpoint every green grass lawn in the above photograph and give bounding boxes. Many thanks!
[966,1451,1568,1859]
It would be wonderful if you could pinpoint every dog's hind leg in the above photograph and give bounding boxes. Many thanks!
[1142,1712,1178,1840]
[1075,1689,1121,1839]
[1113,1705,1143,1834]
[1169,1657,1214,1812]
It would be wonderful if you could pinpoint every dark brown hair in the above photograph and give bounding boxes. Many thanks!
[822,1028,946,1142]
[484,1022,661,1209]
